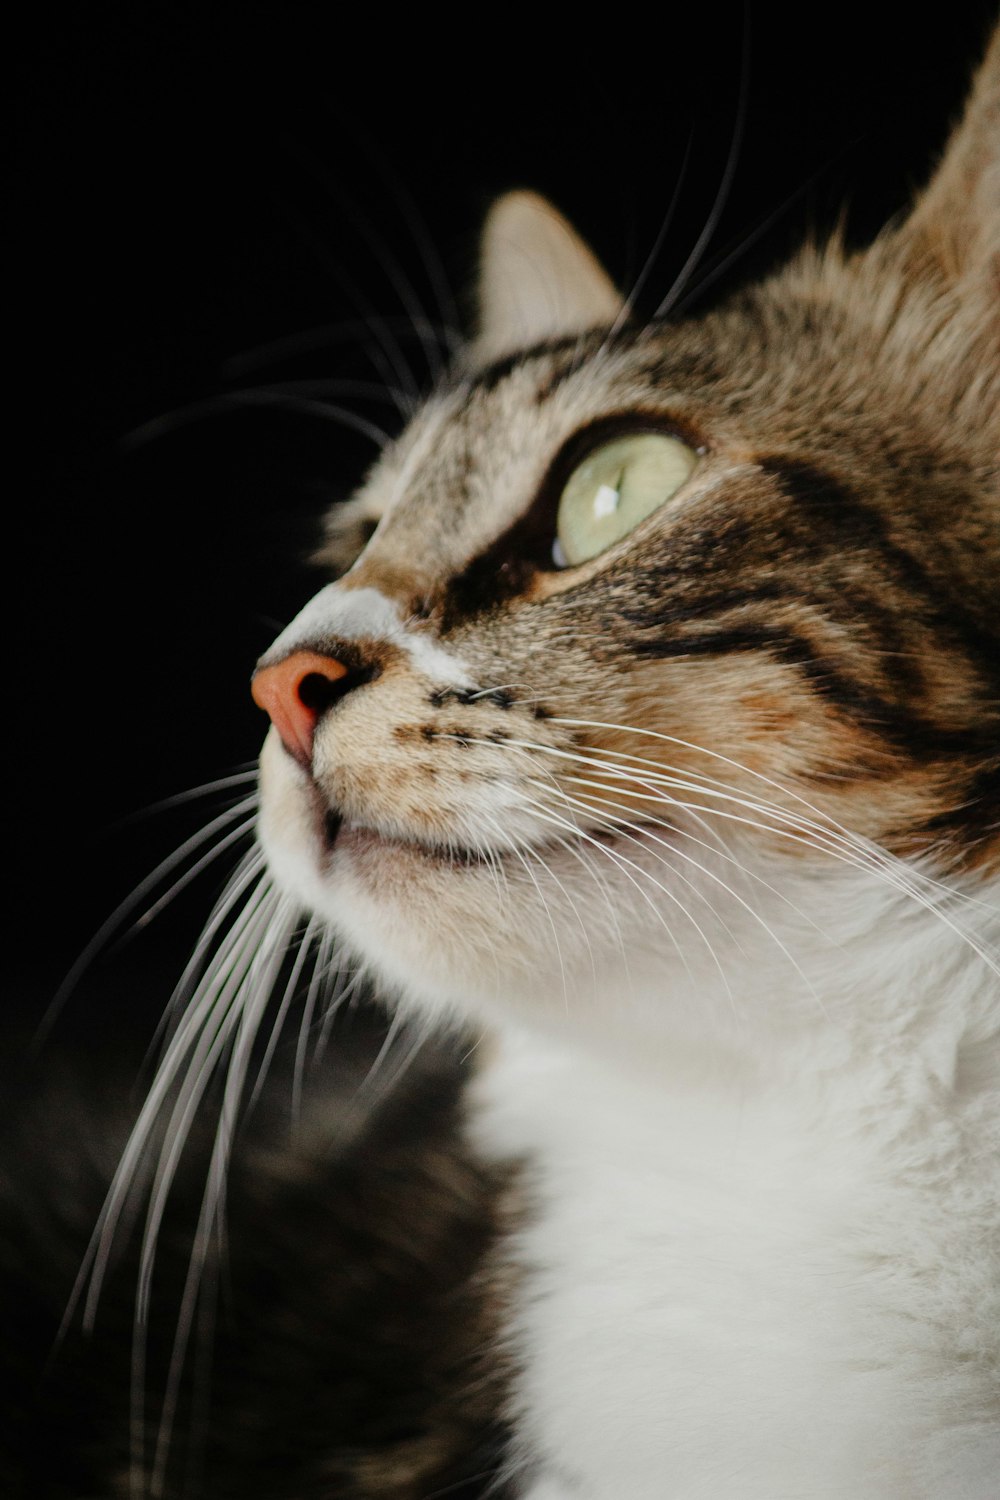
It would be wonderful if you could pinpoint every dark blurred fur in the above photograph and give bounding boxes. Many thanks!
[1,1020,515,1498]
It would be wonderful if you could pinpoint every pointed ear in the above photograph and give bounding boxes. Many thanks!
[473,191,624,364]
[895,25,999,285]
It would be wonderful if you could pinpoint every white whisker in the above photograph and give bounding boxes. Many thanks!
[311,961,367,1076]
[533,777,824,1013]
[540,772,837,944]
[513,790,732,1007]
[37,796,262,1049]
[149,893,299,1495]
[542,719,1000,974]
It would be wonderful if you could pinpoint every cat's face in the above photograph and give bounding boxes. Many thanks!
[254,49,999,1042]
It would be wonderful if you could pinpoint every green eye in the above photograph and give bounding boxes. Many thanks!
[553,432,698,567]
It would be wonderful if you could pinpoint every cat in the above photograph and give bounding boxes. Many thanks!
[8,19,999,1500]
[246,22,1000,1497]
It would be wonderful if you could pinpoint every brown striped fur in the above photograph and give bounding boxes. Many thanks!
[315,126,999,870]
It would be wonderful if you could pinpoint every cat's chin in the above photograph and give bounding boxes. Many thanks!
[257,732,541,1009]
[256,731,664,1027]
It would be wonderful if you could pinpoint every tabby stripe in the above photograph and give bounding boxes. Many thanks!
[760,457,1000,686]
[616,577,926,701]
[473,332,600,395]
[917,759,1000,849]
[629,621,986,757]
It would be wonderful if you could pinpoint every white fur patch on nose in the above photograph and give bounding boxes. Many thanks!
[261,583,473,687]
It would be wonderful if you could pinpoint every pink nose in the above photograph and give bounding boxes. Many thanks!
[251,650,349,765]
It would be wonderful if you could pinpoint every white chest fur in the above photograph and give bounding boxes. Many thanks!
[469,1023,1000,1500]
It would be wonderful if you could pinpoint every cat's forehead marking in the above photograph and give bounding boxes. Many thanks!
[260,583,474,689]
[359,341,658,559]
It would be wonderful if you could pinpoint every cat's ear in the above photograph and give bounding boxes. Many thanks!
[893,25,999,286]
[473,191,623,364]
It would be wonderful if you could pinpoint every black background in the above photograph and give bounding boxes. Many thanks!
[11,2,998,1048]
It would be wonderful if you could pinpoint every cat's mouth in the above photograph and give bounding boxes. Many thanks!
[317,799,654,880]
[319,806,493,870]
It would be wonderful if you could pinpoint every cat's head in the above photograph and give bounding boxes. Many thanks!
[252,32,998,1046]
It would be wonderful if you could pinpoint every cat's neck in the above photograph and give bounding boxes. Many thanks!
[470,1006,1000,1500]
[467,869,1000,1500]
[469,857,1000,1122]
